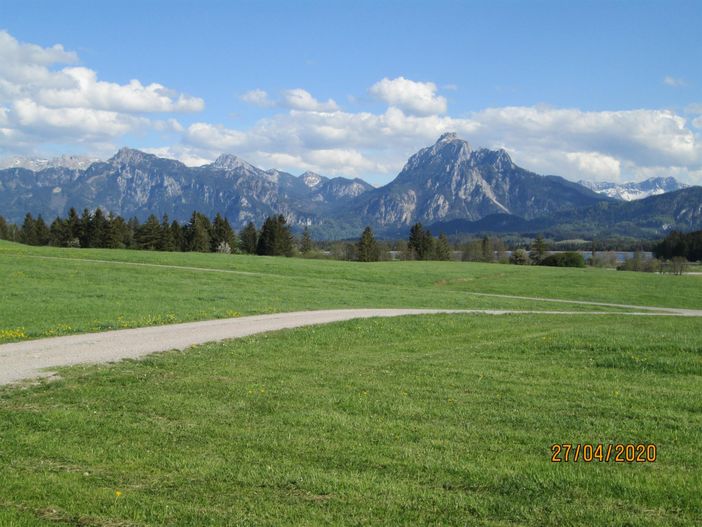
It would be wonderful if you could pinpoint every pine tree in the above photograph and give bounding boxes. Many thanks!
[257,215,293,256]
[357,226,380,262]
[239,221,258,254]
[49,217,70,246]
[408,223,434,260]
[126,217,140,249]
[79,208,92,248]
[159,215,176,252]
[136,214,162,250]
[105,214,128,249]
[211,213,236,252]
[435,233,451,261]
[66,207,81,246]
[170,220,185,251]
[187,212,211,252]
[91,208,108,248]
[0,215,8,240]
[19,213,37,245]
[300,226,314,255]
[529,234,547,264]
[34,216,50,245]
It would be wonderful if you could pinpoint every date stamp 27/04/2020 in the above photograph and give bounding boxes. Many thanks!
[550,443,657,463]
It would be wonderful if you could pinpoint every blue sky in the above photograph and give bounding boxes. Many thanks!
[1,0,700,184]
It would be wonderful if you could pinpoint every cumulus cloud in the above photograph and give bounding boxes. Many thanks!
[369,76,447,116]
[35,67,204,113]
[1,36,700,187]
[663,75,687,87]
[0,30,203,156]
[280,89,339,112]
[240,88,274,107]
[171,98,701,184]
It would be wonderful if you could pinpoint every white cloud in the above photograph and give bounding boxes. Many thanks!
[280,89,339,112]
[185,122,248,151]
[0,30,203,156]
[171,98,701,184]
[240,89,274,107]
[369,76,447,116]
[663,75,687,87]
[565,152,622,181]
[12,98,148,139]
[35,67,204,113]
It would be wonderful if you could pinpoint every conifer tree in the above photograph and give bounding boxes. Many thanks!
[529,234,547,264]
[170,220,185,251]
[0,215,8,240]
[136,214,162,250]
[257,215,293,256]
[187,211,211,252]
[105,214,127,249]
[66,207,81,245]
[49,217,70,246]
[79,208,92,248]
[357,226,380,262]
[239,221,258,254]
[159,214,176,251]
[211,213,236,252]
[20,213,37,245]
[435,233,451,261]
[300,226,314,255]
[126,217,140,249]
[408,223,434,260]
[91,208,108,248]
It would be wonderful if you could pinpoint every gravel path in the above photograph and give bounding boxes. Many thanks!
[2,307,701,386]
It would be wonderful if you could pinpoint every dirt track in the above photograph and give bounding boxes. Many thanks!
[2,306,701,386]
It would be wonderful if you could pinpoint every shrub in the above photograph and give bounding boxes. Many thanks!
[540,252,585,268]
[509,248,530,265]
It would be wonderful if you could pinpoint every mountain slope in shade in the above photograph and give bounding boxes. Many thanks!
[579,176,689,201]
[335,133,609,233]
[427,186,702,239]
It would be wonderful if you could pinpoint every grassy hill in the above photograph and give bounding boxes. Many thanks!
[2,239,702,342]
[2,315,701,526]
[1,241,701,525]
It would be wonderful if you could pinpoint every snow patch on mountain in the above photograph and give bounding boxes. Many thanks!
[0,154,100,171]
[579,177,689,201]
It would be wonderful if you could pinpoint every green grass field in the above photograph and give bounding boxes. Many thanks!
[2,240,701,342]
[1,240,701,525]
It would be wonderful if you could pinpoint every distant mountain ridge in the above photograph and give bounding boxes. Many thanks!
[0,155,100,171]
[1,134,700,239]
[0,148,373,230]
[579,176,689,201]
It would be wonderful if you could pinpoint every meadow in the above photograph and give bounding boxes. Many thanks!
[1,240,701,525]
[2,240,701,342]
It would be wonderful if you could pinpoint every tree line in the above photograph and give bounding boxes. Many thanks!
[653,230,702,262]
[0,209,299,256]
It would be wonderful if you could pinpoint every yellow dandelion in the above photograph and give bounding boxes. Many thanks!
[115,490,122,497]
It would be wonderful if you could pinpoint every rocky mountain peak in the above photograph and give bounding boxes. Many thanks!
[212,154,257,172]
[403,133,472,173]
[300,171,325,188]
[437,132,459,143]
[110,147,153,165]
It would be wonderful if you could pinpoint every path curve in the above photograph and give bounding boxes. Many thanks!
[2,308,700,386]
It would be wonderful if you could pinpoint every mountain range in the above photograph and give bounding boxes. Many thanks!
[1,134,700,239]
[578,177,689,201]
